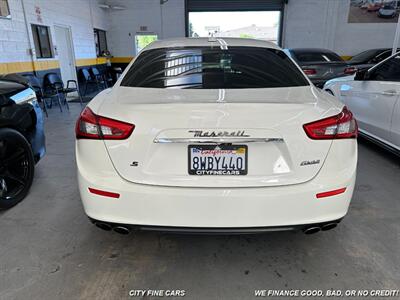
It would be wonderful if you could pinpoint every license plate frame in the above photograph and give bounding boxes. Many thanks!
[188,144,248,176]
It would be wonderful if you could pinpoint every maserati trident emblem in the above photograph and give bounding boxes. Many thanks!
[188,130,250,138]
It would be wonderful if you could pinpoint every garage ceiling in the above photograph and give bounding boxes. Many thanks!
[186,0,285,12]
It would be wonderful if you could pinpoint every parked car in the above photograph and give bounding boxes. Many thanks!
[285,48,356,88]
[76,38,358,235]
[367,2,382,12]
[0,74,45,209]
[351,0,365,6]
[347,48,398,71]
[377,4,397,18]
[324,52,400,154]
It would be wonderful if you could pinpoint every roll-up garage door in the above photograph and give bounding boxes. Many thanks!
[186,0,285,12]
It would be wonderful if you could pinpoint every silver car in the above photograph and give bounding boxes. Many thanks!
[378,4,397,18]
[324,52,400,154]
[286,48,356,88]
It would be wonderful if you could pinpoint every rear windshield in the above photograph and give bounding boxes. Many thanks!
[349,49,381,64]
[120,47,309,89]
[293,51,343,63]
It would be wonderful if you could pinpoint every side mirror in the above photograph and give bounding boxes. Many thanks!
[354,69,369,81]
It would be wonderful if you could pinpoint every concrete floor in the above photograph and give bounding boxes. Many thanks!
[0,103,399,300]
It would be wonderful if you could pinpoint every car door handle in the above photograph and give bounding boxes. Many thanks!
[381,90,398,96]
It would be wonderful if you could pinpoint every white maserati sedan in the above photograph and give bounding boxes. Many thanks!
[75,38,358,235]
[324,52,399,154]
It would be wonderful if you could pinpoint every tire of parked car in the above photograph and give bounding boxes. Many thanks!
[0,128,35,209]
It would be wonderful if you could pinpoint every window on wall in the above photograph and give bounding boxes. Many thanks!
[31,24,53,58]
[94,29,108,57]
[135,35,158,55]
[0,0,10,18]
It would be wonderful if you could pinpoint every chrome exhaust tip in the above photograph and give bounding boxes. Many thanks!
[321,223,337,231]
[113,226,130,235]
[95,222,112,231]
[303,226,321,235]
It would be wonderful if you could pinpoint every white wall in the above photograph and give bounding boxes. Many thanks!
[106,0,399,58]
[0,0,31,63]
[107,0,185,57]
[283,0,398,56]
[0,0,109,64]
[1,0,399,66]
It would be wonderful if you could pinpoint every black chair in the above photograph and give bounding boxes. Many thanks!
[98,67,114,88]
[80,68,101,96]
[113,67,123,81]
[43,73,83,111]
[23,74,48,117]
[89,67,109,89]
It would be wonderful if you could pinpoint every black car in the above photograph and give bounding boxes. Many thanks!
[0,74,45,209]
[285,48,356,88]
[347,48,399,71]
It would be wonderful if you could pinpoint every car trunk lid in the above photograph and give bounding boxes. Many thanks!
[99,86,339,188]
[301,62,349,81]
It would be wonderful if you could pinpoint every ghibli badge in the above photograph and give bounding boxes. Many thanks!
[300,159,320,166]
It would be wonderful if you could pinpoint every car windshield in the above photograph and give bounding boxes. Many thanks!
[293,51,343,63]
[121,47,309,89]
[349,50,382,64]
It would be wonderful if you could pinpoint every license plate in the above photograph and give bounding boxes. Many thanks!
[188,145,248,175]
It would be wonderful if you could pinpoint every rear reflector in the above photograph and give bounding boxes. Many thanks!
[316,187,346,199]
[88,188,120,198]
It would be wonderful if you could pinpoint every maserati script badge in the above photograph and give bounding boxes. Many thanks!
[188,130,250,138]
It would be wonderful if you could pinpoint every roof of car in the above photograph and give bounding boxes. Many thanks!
[288,48,337,54]
[143,37,281,51]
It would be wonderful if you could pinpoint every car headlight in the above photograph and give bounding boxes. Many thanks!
[10,87,38,106]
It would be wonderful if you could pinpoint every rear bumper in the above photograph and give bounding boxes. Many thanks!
[378,13,396,18]
[76,139,357,228]
[89,217,343,234]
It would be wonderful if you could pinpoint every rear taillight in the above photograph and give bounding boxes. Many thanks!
[302,68,317,75]
[303,107,358,140]
[344,66,357,75]
[75,107,134,140]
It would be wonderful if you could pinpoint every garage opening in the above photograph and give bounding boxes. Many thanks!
[186,0,285,45]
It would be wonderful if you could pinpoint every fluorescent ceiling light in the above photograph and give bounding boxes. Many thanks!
[112,5,126,10]
[98,4,110,9]
[98,3,126,10]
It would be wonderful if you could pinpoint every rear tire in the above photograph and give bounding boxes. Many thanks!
[0,128,35,209]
